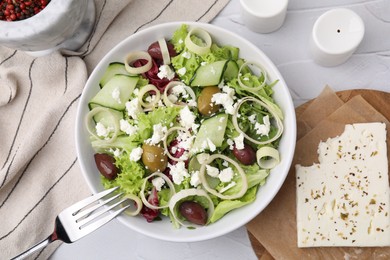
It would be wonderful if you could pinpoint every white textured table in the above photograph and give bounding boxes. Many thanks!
[51,0,390,259]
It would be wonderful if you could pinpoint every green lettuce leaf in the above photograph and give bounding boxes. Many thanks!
[171,24,188,53]
[102,153,145,196]
[209,186,257,223]
[136,106,181,142]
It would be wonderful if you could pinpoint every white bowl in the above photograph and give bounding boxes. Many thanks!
[0,0,95,53]
[75,21,296,242]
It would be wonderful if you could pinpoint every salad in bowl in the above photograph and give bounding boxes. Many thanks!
[76,22,296,242]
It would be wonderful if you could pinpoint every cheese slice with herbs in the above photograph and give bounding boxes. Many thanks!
[296,122,390,247]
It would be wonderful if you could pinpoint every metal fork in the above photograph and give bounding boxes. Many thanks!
[11,186,129,260]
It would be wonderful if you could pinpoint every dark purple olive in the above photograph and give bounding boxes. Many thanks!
[179,201,207,225]
[147,41,177,61]
[232,144,256,165]
[94,153,119,180]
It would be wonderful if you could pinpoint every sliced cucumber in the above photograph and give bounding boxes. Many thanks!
[188,156,202,172]
[90,74,139,111]
[227,46,239,61]
[99,62,131,87]
[190,60,228,87]
[236,59,251,75]
[223,60,239,82]
[192,113,229,152]
[89,103,124,126]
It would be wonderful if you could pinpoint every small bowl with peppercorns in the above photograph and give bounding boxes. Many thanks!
[0,0,95,54]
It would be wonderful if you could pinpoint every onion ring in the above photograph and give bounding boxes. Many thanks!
[138,84,161,109]
[199,154,248,200]
[232,97,283,145]
[184,27,212,56]
[237,61,268,92]
[256,146,280,169]
[124,51,153,74]
[140,172,176,210]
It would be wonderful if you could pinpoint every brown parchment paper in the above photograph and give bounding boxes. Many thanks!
[246,87,390,260]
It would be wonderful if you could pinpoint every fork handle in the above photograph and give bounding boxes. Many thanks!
[10,235,54,260]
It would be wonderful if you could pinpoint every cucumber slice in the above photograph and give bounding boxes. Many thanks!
[89,103,124,126]
[223,60,239,82]
[90,74,139,111]
[190,60,228,87]
[192,113,229,152]
[99,62,131,87]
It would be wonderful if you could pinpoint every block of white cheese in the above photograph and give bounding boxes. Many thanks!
[296,122,390,247]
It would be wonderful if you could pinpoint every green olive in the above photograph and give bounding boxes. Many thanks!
[141,143,168,172]
[197,86,221,116]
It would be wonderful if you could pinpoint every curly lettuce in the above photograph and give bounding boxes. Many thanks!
[102,153,145,196]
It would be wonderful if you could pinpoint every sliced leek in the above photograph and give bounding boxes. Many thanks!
[140,172,176,210]
[256,146,280,169]
[124,51,152,74]
[232,97,283,145]
[185,27,212,56]
[138,84,161,109]
[199,154,248,200]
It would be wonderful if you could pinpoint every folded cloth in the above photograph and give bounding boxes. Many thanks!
[0,0,229,259]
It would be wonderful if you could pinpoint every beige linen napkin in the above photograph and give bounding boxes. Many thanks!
[0,0,229,259]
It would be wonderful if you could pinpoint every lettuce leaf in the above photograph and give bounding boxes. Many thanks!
[209,186,257,223]
[171,24,188,53]
[102,153,145,196]
[171,50,200,85]
[136,106,181,142]
[91,135,139,154]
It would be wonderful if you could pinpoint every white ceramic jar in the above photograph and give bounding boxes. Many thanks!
[240,0,288,33]
[310,8,365,67]
[0,0,95,53]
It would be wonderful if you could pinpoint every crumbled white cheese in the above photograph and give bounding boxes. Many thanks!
[169,161,189,185]
[179,106,196,130]
[177,130,194,152]
[206,165,219,178]
[129,147,143,162]
[227,138,234,150]
[182,51,191,59]
[201,61,207,66]
[254,115,270,136]
[190,171,201,187]
[133,88,139,96]
[112,87,121,104]
[187,99,197,107]
[145,95,157,104]
[152,176,165,191]
[146,123,167,145]
[234,133,245,150]
[119,119,138,136]
[296,122,390,247]
[125,98,142,120]
[95,122,113,138]
[219,167,234,183]
[157,65,175,80]
[211,86,236,115]
[206,138,216,152]
[222,160,229,167]
[109,148,122,157]
[171,84,186,96]
[248,114,256,124]
[177,67,186,76]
